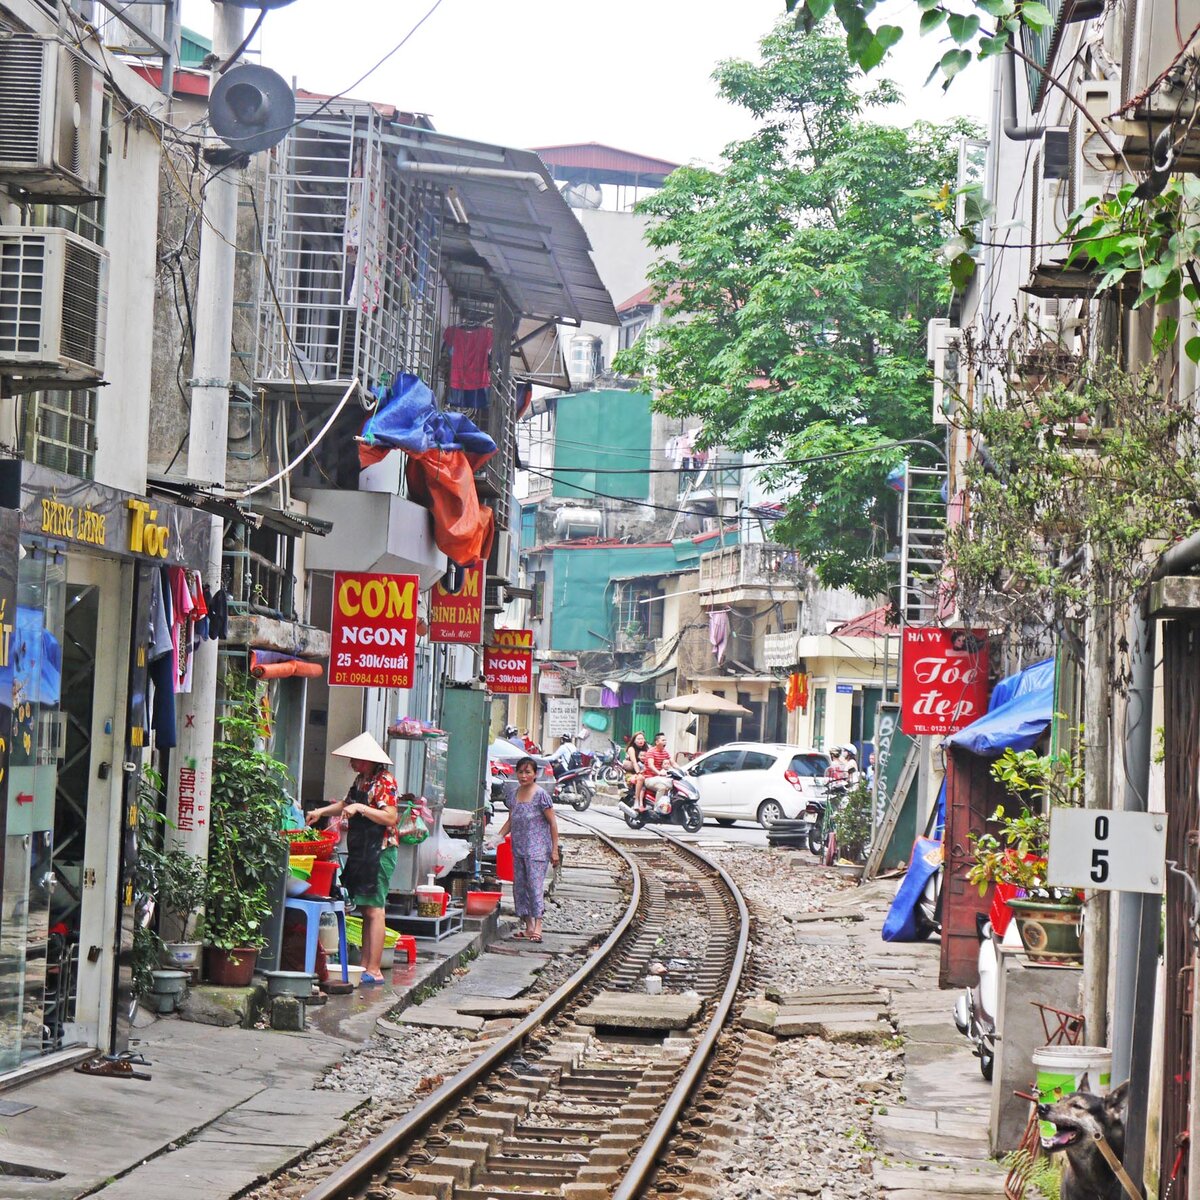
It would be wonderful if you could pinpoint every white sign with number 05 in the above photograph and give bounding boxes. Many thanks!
[1046,808,1167,894]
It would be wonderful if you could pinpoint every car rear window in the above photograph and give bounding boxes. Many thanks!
[740,751,777,771]
[789,754,828,777]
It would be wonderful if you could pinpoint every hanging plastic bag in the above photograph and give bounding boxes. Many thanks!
[430,826,472,877]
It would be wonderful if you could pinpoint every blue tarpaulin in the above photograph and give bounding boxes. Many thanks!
[361,374,497,459]
[944,657,1055,757]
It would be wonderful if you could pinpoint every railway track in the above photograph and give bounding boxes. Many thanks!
[303,829,749,1200]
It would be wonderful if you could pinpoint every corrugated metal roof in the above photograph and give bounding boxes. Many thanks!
[830,604,894,638]
[532,142,680,187]
[385,127,617,326]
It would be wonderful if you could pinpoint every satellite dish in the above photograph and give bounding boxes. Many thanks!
[209,65,295,155]
[561,181,603,210]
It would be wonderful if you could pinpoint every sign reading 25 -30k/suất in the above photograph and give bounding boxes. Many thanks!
[485,628,533,695]
[329,571,419,689]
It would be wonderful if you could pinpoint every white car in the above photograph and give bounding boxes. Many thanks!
[684,742,831,828]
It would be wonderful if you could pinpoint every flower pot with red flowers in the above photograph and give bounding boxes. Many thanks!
[967,748,1085,965]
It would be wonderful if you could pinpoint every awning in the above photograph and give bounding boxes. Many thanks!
[253,506,332,538]
[385,125,618,326]
[944,658,1056,757]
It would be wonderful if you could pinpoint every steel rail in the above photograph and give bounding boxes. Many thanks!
[610,828,751,1200]
[304,825,642,1200]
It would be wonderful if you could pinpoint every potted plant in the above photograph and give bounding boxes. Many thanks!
[967,747,1084,964]
[156,847,207,969]
[201,676,290,986]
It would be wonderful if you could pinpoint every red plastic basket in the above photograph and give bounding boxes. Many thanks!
[284,829,339,861]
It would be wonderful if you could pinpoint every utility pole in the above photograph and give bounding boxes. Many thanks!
[1081,565,1111,1046]
[165,1,246,860]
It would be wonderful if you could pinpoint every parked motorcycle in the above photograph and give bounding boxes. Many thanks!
[551,757,595,812]
[953,912,999,1080]
[589,739,626,786]
[617,767,703,833]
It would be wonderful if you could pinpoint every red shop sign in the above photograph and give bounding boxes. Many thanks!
[329,571,419,689]
[428,560,484,645]
[484,628,533,695]
[900,627,989,736]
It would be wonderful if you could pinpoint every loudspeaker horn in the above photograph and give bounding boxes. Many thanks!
[209,64,295,155]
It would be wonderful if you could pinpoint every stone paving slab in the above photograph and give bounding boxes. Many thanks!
[577,990,703,1030]
[389,1006,487,1032]
[875,1166,1007,1193]
[454,994,541,1016]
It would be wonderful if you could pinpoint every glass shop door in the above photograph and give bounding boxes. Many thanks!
[0,549,124,1068]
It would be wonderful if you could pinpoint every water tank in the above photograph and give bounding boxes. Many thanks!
[553,506,604,540]
[569,335,601,387]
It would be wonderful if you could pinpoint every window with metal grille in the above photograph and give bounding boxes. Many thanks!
[24,388,96,477]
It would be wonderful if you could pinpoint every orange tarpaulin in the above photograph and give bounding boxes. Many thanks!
[404,449,496,566]
[250,653,324,680]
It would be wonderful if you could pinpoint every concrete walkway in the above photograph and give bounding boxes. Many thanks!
[0,833,615,1200]
[853,877,1011,1200]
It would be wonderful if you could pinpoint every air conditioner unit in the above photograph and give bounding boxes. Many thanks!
[1028,154,1073,281]
[0,227,108,381]
[1069,81,1121,211]
[0,35,104,200]
[1126,3,1199,117]
[926,318,960,426]
[579,685,605,709]
[489,531,515,582]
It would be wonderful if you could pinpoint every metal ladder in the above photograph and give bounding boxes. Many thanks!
[899,465,949,626]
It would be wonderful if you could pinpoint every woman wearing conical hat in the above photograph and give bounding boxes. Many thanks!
[307,732,399,985]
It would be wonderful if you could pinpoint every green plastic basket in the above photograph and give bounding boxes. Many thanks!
[344,915,400,949]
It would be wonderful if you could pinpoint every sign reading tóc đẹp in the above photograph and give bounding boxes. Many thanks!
[485,628,533,695]
[428,559,484,644]
[900,626,988,736]
[329,571,419,689]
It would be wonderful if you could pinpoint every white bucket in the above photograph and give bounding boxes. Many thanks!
[1032,1044,1112,1136]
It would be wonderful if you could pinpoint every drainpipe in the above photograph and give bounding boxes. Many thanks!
[1003,48,1044,141]
[1112,528,1200,1184]
[394,163,550,192]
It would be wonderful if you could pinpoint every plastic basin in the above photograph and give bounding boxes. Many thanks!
[465,890,502,916]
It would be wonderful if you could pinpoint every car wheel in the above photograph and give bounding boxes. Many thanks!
[715,818,736,827]
[757,799,784,828]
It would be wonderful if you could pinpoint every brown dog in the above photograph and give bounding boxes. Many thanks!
[1037,1078,1129,1200]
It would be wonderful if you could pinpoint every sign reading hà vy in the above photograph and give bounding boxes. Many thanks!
[900,627,988,736]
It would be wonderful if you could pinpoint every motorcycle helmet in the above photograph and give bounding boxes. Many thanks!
[842,745,858,759]
[655,796,673,816]
[504,725,519,738]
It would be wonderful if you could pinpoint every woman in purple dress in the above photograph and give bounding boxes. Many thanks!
[493,757,560,943]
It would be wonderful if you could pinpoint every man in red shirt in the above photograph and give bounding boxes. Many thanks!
[642,732,673,811]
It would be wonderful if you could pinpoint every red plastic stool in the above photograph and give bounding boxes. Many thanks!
[393,934,418,965]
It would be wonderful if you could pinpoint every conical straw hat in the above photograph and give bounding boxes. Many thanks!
[331,732,392,764]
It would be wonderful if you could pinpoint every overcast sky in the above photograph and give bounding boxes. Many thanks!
[179,0,991,166]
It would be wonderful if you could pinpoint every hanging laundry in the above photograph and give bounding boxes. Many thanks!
[169,566,195,693]
[708,610,730,665]
[600,686,619,708]
[443,325,493,409]
[189,571,209,646]
[785,672,810,713]
[207,587,229,640]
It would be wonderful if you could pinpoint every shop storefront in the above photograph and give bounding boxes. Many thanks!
[0,466,209,1078]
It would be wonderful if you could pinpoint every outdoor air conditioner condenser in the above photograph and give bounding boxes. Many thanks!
[0,34,104,200]
[0,226,109,381]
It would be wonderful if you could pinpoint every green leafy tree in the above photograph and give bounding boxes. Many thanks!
[616,25,975,594]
